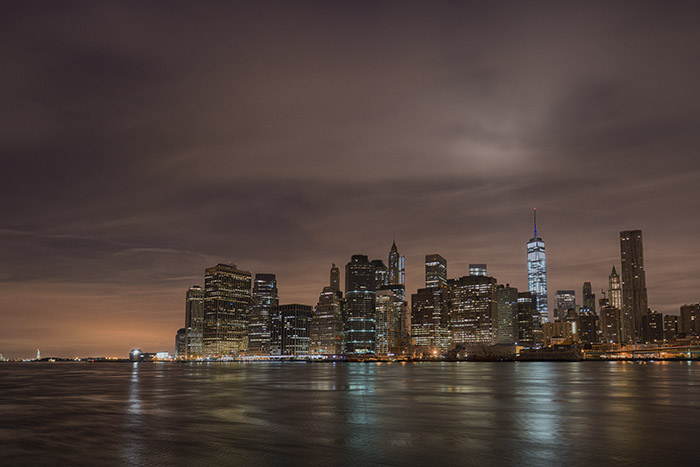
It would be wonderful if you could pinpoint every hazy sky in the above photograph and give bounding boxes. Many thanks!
[2,1,700,357]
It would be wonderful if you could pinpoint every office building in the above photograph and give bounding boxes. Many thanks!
[642,310,664,343]
[496,284,518,345]
[375,289,403,355]
[680,303,700,336]
[620,230,648,343]
[411,286,450,355]
[248,274,279,355]
[664,315,679,341]
[372,259,389,290]
[270,304,313,356]
[310,286,344,355]
[330,263,341,292]
[344,255,376,354]
[469,264,487,277]
[202,263,252,356]
[516,292,537,345]
[449,274,498,345]
[555,290,576,322]
[425,254,447,289]
[185,285,204,357]
[527,209,549,324]
[600,306,622,344]
[176,328,187,357]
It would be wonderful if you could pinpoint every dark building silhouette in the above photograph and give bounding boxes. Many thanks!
[388,240,405,288]
[330,263,341,292]
[642,310,664,343]
[176,328,187,357]
[202,263,252,356]
[248,274,279,355]
[620,230,648,343]
[582,281,596,314]
[680,303,700,336]
[664,315,679,341]
[344,255,376,354]
[516,292,537,345]
[270,304,312,356]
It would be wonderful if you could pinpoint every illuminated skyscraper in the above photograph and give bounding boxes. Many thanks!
[496,284,518,345]
[527,209,549,323]
[425,254,447,288]
[185,285,204,357]
[620,230,648,343]
[608,266,622,310]
[310,266,344,355]
[469,264,487,277]
[375,289,403,355]
[344,255,376,354]
[248,274,279,355]
[449,274,498,345]
[372,259,389,290]
[388,240,405,287]
[202,263,252,356]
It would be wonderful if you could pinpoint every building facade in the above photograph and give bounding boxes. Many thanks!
[620,230,648,343]
[344,255,376,354]
[202,263,252,356]
[185,285,204,357]
[247,273,279,355]
[270,304,313,356]
[527,209,549,324]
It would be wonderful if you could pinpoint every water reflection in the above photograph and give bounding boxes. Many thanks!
[1,362,700,466]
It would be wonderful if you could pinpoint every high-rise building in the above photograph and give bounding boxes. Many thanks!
[527,209,549,324]
[600,306,622,343]
[555,290,576,322]
[372,259,389,290]
[310,286,344,356]
[344,255,376,355]
[608,266,622,310]
[330,263,341,292]
[516,292,537,345]
[248,274,279,355]
[620,230,648,343]
[680,304,700,336]
[469,264,487,277]
[582,282,596,314]
[496,284,518,345]
[449,275,498,346]
[411,286,450,355]
[664,315,679,341]
[388,240,405,287]
[202,263,252,356]
[642,310,664,343]
[425,254,447,289]
[270,304,313,356]
[578,310,598,343]
[185,285,204,357]
[375,289,403,355]
[176,328,187,357]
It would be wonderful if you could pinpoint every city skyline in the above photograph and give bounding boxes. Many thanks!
[2,1,700,357]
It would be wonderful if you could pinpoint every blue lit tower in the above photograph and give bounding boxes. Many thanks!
[527,209,549,324]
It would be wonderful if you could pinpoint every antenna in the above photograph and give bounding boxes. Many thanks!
[533,208,537,238]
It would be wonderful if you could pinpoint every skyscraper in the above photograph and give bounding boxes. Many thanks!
[449,274,498,345]
[310,265,344,355]
[527,209,549,324]
[372,259,389,290]
[202,263,252,356]
[388,240,405,287]
[555,290,576,322]
[344,255,376,355]
[248,274,279,355]
[582,281,596,314]
[185,285,204,357]
[620,230,648,343]
[330,263,340,292]
[375,289,403,355]
[496,284,518,345]
[469,264,487,277]
[608,266,622,310]
[270,304,313,356]
[425,254,447,289]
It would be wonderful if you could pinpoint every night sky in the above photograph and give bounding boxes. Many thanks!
[2,1,700,358]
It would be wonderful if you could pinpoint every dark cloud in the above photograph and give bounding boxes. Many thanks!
[1,1,700,357]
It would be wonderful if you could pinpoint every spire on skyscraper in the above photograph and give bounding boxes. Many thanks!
[533,208,537,238]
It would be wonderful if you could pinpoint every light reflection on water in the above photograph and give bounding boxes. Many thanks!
[1,361,700,466]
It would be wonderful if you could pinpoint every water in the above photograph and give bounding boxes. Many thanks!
[2,361,699,466]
